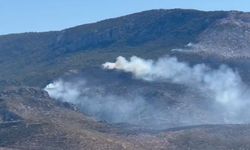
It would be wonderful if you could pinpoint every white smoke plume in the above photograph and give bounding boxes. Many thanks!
[103,56,249,113]
[45,79,153,125]
[44,55,250,129]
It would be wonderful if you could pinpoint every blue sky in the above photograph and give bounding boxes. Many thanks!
[1,0,250,35]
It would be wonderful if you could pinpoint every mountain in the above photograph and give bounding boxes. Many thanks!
[1,9,250,149]
[2,9,249,88]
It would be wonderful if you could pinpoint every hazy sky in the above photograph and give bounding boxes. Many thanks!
[1,0,250,35]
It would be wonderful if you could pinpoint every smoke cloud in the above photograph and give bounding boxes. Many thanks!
[103,56,250,121]
[44,55,250,129]
[45,79,157,126]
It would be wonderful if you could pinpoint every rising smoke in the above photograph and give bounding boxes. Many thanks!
[45,79,156,125]
[45,55,250,129]
[103,56,249,112]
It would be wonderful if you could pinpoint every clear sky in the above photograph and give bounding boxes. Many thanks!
[1,0,250,35]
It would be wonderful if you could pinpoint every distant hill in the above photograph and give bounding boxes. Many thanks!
[0,9,250,87]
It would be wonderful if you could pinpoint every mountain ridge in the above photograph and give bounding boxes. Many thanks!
[0,9,249,87]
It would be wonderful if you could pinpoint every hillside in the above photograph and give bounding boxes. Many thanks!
[1,87,250,150]
[0,9,235,87]
[1,9,250,149]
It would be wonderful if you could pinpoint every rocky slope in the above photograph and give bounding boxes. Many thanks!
[1,87,250,150]
[190,11,250,57]
[0,87,166,150]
